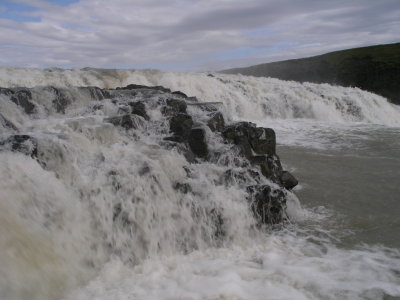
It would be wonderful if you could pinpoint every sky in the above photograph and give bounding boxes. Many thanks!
[0,0,399,71]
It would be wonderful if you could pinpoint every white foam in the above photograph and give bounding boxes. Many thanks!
[66,235,400,300]
[1,68,400,126]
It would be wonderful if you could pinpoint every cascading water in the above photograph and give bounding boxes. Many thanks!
[0,68,399,300]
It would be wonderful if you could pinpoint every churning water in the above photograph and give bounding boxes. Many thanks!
[0,68,399,300]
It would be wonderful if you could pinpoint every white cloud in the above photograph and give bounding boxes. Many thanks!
[0,0,399,70]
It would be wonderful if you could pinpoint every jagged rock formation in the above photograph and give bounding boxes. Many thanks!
[0,84,297,232]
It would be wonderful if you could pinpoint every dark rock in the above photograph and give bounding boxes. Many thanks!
[0,135,38,158]
[249,127,276,156]
[169,113,193,138]
[246,185,287,225]
[45,87,71,114]
[188,127,208,158]
[280,171,298,190]
[163,98,187,115]
[173,182,192,194]
[222,122,276,159]
[129,101,149,120]
[0,88,14,97]
[117,84,171,93]
[207,112,225,132]
[222,122,256,159]
[207,74,215,77]
[10,89,36,114]
[80,86,110,100]
[249,155,283,183]
[105,114,144,130]
[171,91,188,98]
[0,113,18,131]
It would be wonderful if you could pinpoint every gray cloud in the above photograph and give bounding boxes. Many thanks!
[0,0,399,70]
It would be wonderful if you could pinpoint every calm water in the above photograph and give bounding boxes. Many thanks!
[276,124,400,249]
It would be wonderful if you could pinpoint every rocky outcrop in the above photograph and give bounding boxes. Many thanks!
[0,82,298,229]
[0,88,36,114]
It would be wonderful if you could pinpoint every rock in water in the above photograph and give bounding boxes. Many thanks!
[0,135,38,158]
[10,89,36,114]
[246,185,287,225]
[169,113,193,138]
[280,171,298,190]
[188,127,208,158]
[129,101,150,120]
[105,114,145,130]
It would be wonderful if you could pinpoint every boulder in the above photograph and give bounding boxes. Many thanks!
[249,127,276,155]
[44,87,71,114]
[10,89,36,114]
[280,171,298,190]
[171,91,188,98]
[80,86,111,100]
[207,112,225,132]
[249,155,283,183]
[188,127,208,158]
[222,122,276,157]
[118,84,171,93]
[0,135,38,158]
[246,185,287,225]
[173,182,192,194]
[162,98,187,115]
[129,101,149,120]
[105,114,144,130]
[169,113,193,138]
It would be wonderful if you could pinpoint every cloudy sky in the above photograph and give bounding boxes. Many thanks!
[0,0,399,71]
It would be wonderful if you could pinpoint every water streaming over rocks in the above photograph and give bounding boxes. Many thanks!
[0,68,399,300]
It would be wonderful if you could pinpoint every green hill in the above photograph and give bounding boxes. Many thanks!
[222,43,400,105]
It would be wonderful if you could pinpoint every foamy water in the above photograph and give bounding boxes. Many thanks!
[0,68,399,300]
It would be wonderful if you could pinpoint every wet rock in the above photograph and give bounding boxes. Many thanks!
[10,89,36,114]
[169,113,193,138]
[249,155,283,183]
[209,208,225,239]
[118,84,171,93]
[45,87,71,114]
[173,182,192,194]
[280,171,298,190]
[221,168,261,186]
[249,127,276,156]
[222,122,256,159]
[163,98,187,115]
[105,114,144,130]
[246,185,287,225]
[129,101,149,120]
[0,113,18,131]
[188,127,208,158]
[171,91,188,98]
[222,122,276,157]
[0,135,38,158]
[82,86,110,100]
[0,88,14,97]
[207,112,225,132]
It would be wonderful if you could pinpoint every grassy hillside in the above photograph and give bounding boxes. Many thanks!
[222,43,400,104]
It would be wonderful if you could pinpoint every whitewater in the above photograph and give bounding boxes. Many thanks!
[0,68,399,300]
